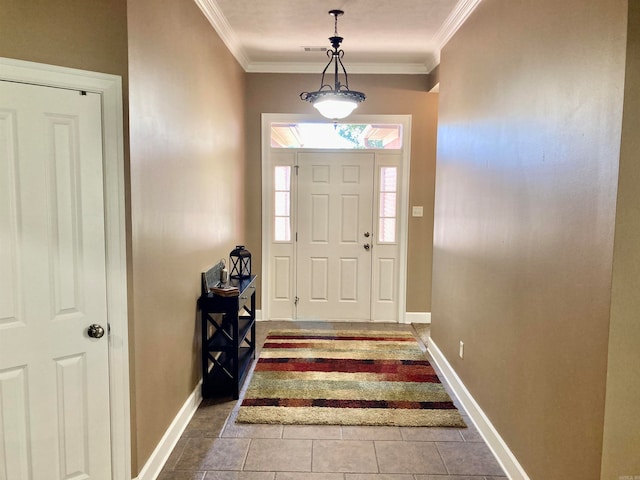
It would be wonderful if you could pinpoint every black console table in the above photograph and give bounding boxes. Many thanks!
[199,275,257,399]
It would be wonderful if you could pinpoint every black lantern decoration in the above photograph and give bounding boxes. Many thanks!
[229,245,251,279]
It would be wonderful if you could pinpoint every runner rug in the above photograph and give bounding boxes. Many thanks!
[236,329,466,427]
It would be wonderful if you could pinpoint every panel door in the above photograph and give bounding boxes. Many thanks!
[0,81,112,479]
[296,152,374,321]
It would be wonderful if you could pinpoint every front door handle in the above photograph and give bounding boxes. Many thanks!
[364,243,371,251]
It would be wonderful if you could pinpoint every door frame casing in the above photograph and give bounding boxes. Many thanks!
[261,113,412,323]
[0,57,131,480]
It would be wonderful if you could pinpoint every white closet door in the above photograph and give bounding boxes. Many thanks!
[0,81,112,480]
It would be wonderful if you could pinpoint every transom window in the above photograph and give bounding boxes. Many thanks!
[271,123,403,149]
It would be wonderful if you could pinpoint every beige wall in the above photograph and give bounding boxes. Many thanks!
[0,0,128,77]
[427,64,440,92]
[127,0,246,472]
[601,2,640,478]
[432,1,627,479]
[245,73,438,312]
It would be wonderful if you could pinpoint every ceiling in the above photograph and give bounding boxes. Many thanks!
[194,0,482,74]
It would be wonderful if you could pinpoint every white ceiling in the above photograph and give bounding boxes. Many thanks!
[194,0,482,74]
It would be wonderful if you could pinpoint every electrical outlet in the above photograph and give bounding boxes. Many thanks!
[459,341,464,359]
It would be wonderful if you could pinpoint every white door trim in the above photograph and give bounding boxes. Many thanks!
[261,113,411,323]
[0,57,131,480]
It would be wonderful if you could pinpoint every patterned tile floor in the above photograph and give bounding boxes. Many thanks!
[158,321,507,480]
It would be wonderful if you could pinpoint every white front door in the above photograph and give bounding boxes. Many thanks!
[296,152,374,321]
[0,81,112,479]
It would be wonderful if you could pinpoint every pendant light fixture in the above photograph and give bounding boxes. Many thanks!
[300,10,366,120]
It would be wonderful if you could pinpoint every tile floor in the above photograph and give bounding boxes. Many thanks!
[158,321,507,480]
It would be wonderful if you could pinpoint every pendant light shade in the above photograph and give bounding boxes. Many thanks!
[300,10,366,120]
[311,94,360,119]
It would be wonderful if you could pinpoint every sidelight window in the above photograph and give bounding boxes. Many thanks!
[378,167,397,243]
[274,166,291,242]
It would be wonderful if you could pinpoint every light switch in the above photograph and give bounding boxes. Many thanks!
[412,206,424,217]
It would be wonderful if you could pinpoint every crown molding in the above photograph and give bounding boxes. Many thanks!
[194,0,477,75]
[246,61,431,75]
[193,0,250,70]
[432,0,483,63]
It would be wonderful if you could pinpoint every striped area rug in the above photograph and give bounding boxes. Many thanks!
[236,329,466,427]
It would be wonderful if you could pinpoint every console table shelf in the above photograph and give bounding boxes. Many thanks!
[199,275,257,399]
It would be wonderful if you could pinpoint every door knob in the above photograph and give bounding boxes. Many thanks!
[364,243,371,251]
[87,324,105,339]
[364,232,370,238]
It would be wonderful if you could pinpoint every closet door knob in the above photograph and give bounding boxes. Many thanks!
[87,324,105,339]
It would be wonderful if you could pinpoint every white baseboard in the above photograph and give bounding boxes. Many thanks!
[405,312,431,324]
[133,382,203,480]
[258,312,431,324]
[427,338,530,480]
